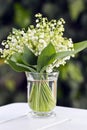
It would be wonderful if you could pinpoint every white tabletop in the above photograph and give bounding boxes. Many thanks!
[0,103,87,130]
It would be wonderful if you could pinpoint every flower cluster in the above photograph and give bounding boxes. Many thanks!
[0,13,74,72]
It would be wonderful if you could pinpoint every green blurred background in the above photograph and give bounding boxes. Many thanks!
[0,0,87,108]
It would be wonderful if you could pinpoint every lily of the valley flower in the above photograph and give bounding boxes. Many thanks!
[0,13,74,72]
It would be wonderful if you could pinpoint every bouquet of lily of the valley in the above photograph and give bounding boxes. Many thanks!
[0,13,87,114]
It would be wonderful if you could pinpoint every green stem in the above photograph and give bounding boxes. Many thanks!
[28,79,56,112]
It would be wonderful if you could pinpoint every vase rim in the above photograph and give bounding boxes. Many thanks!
[25,71,59,75]
[25,71,59,79]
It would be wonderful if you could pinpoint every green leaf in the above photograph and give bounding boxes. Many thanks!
[73,40,87,53]
[52,41,87,62]
[22,45,37,66]
[9,53,23,63]
[8,51,37,72]
[7,60,29,72]
[7,60,36,72]
[37,43,56,72]
[40,40,87,72]
[41,51,74,72]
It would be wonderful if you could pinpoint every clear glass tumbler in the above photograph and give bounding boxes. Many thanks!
[26,72,59,117]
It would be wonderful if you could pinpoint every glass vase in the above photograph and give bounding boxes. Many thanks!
[26,72,59,117]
